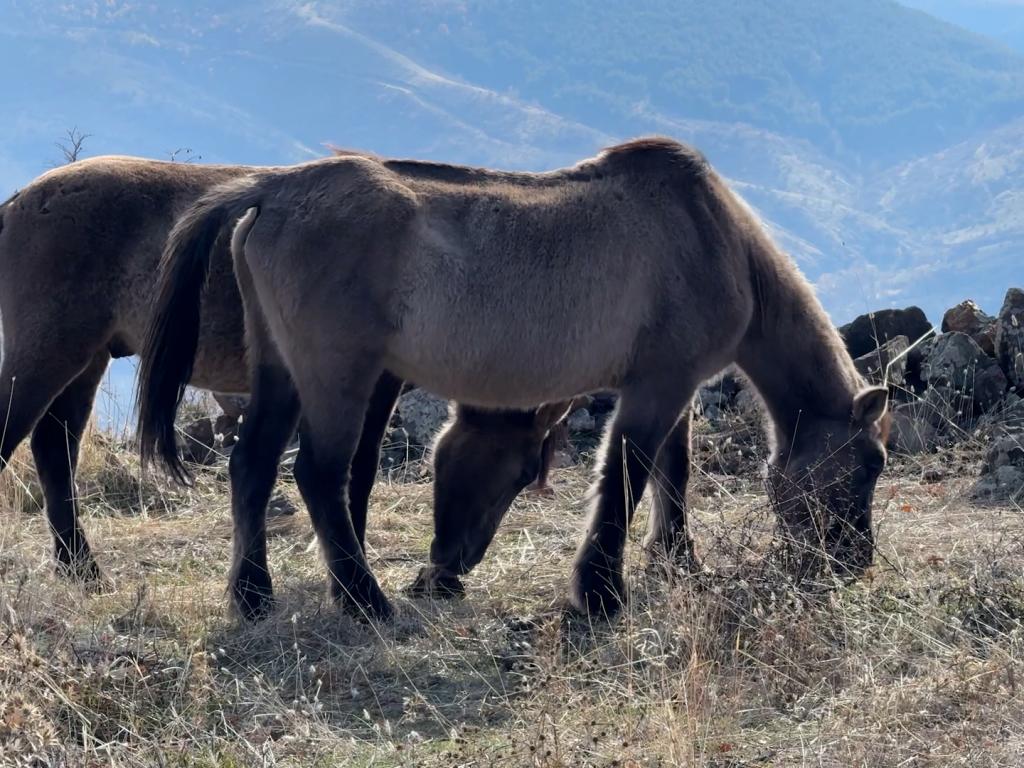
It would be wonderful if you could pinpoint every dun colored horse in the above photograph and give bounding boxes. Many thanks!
[139,137,890,622]
[0,157,580,595]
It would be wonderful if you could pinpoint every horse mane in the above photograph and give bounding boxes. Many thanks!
[597,137,710,179]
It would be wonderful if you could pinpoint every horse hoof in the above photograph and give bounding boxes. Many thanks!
[335,577,394,623]
[569,555,625,618]
[232,579,275,622]
[404,567,466,599]
[55,554,104,585]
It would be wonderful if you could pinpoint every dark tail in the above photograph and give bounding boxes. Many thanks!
[136,176,263,483]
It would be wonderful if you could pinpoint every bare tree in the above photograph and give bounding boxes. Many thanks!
[56,127,91,164]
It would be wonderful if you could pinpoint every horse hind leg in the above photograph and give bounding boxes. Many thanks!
[227,361,301,621]
[291,360,393,622]
[29,351,111,582]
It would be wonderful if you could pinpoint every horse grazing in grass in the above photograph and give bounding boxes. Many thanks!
[0,157,578,593]
[138,137,890,622]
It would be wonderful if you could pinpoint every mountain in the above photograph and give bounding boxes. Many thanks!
[899,0,1024,53]
[2,0,1023,422]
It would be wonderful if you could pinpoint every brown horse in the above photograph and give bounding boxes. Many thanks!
[0,157,578,596]
[138,137,890,622]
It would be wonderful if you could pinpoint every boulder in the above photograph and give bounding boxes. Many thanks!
[838,306,932,359]
[995,288,1024,391]
[942,300,997,356]
[180,417,218,465]
[566,407,597,433]
[920,332,1007,417]
[887,402,936,454]
[380,426,412,471]
[973,432,1024,501]
[853,335,908,388]
[396,389,450,447]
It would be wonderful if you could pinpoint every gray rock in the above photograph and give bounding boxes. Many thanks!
[887,403,935,454]
[973,425,1024,500]
[696,387,728,412]
[734,388,760,415]
[995,287,1024,391]
[566,407,597,433]
[921,332,1007,417]
[839,306,932,359]
[380,426,413,470]
[396,389,450,446]
[942,300,997,356]
[180,417,218,465]
[853,335,908,387]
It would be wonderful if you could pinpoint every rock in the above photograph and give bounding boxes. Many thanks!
[839,306,932,359]
[921,332,1007,417]
[734,388,760,415]
[180,417,218,465]
[853,335,908,388]
[973,431,1024,501]
[887,403,936,454]
[589,392,618,415]
[696,387,728,412]
[995,287,1024,391]
[942,300,997,356]
[380,426,413,470]
[396,389,450,446]
[566,408,596,433]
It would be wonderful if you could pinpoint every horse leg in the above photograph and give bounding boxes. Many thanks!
[227,363,300,621]
[570,388,692,617]
[347,371,403,551]
[291,369,393,621]
[29,351,110,582]
[642,407,700,571]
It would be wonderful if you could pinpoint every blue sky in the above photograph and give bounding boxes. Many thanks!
[1,0,1022,426]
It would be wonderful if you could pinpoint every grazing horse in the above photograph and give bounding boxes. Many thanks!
[138,137,889,622]
[0,157,580,592]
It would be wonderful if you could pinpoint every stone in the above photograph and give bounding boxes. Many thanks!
[566,408,597,433]
[942,300,997,356]
[396,389,450,447]
[696,387,728,412]
[180,417,217,465]
[380,426,413,470]
[853,335,908,388]
[212,392,249,419]
[887,403,935,454]
[734,388,760,415]
[838,306,932,359]
[921,332,1007,417]
[994,287,1024,391]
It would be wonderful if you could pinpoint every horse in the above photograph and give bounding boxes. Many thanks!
[138,136,890,622]
[0,156,587,596]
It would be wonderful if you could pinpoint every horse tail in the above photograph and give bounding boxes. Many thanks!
[136,176,264,483]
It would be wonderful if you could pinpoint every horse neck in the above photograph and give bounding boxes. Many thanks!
[736,234,862,455]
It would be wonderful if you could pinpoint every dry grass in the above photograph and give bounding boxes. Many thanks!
[1,428,1022,767]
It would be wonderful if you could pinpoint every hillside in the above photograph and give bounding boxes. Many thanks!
[1,0,1022,353]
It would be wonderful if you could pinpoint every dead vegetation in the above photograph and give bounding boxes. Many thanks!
[1,422,1022,767]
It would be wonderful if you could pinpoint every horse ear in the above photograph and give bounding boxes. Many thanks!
[853,386,888,424]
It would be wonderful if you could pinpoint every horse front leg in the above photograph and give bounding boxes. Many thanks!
[569,389,692,618]
[643,407,701,572]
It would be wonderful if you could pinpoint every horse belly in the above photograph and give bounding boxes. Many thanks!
[387,275,645,408]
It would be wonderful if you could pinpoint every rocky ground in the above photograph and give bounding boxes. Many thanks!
[0,289,1022,766]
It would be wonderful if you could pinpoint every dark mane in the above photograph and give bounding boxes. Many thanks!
[598,137,709,179]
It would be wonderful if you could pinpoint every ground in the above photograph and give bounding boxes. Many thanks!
[0,428,1022,767]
